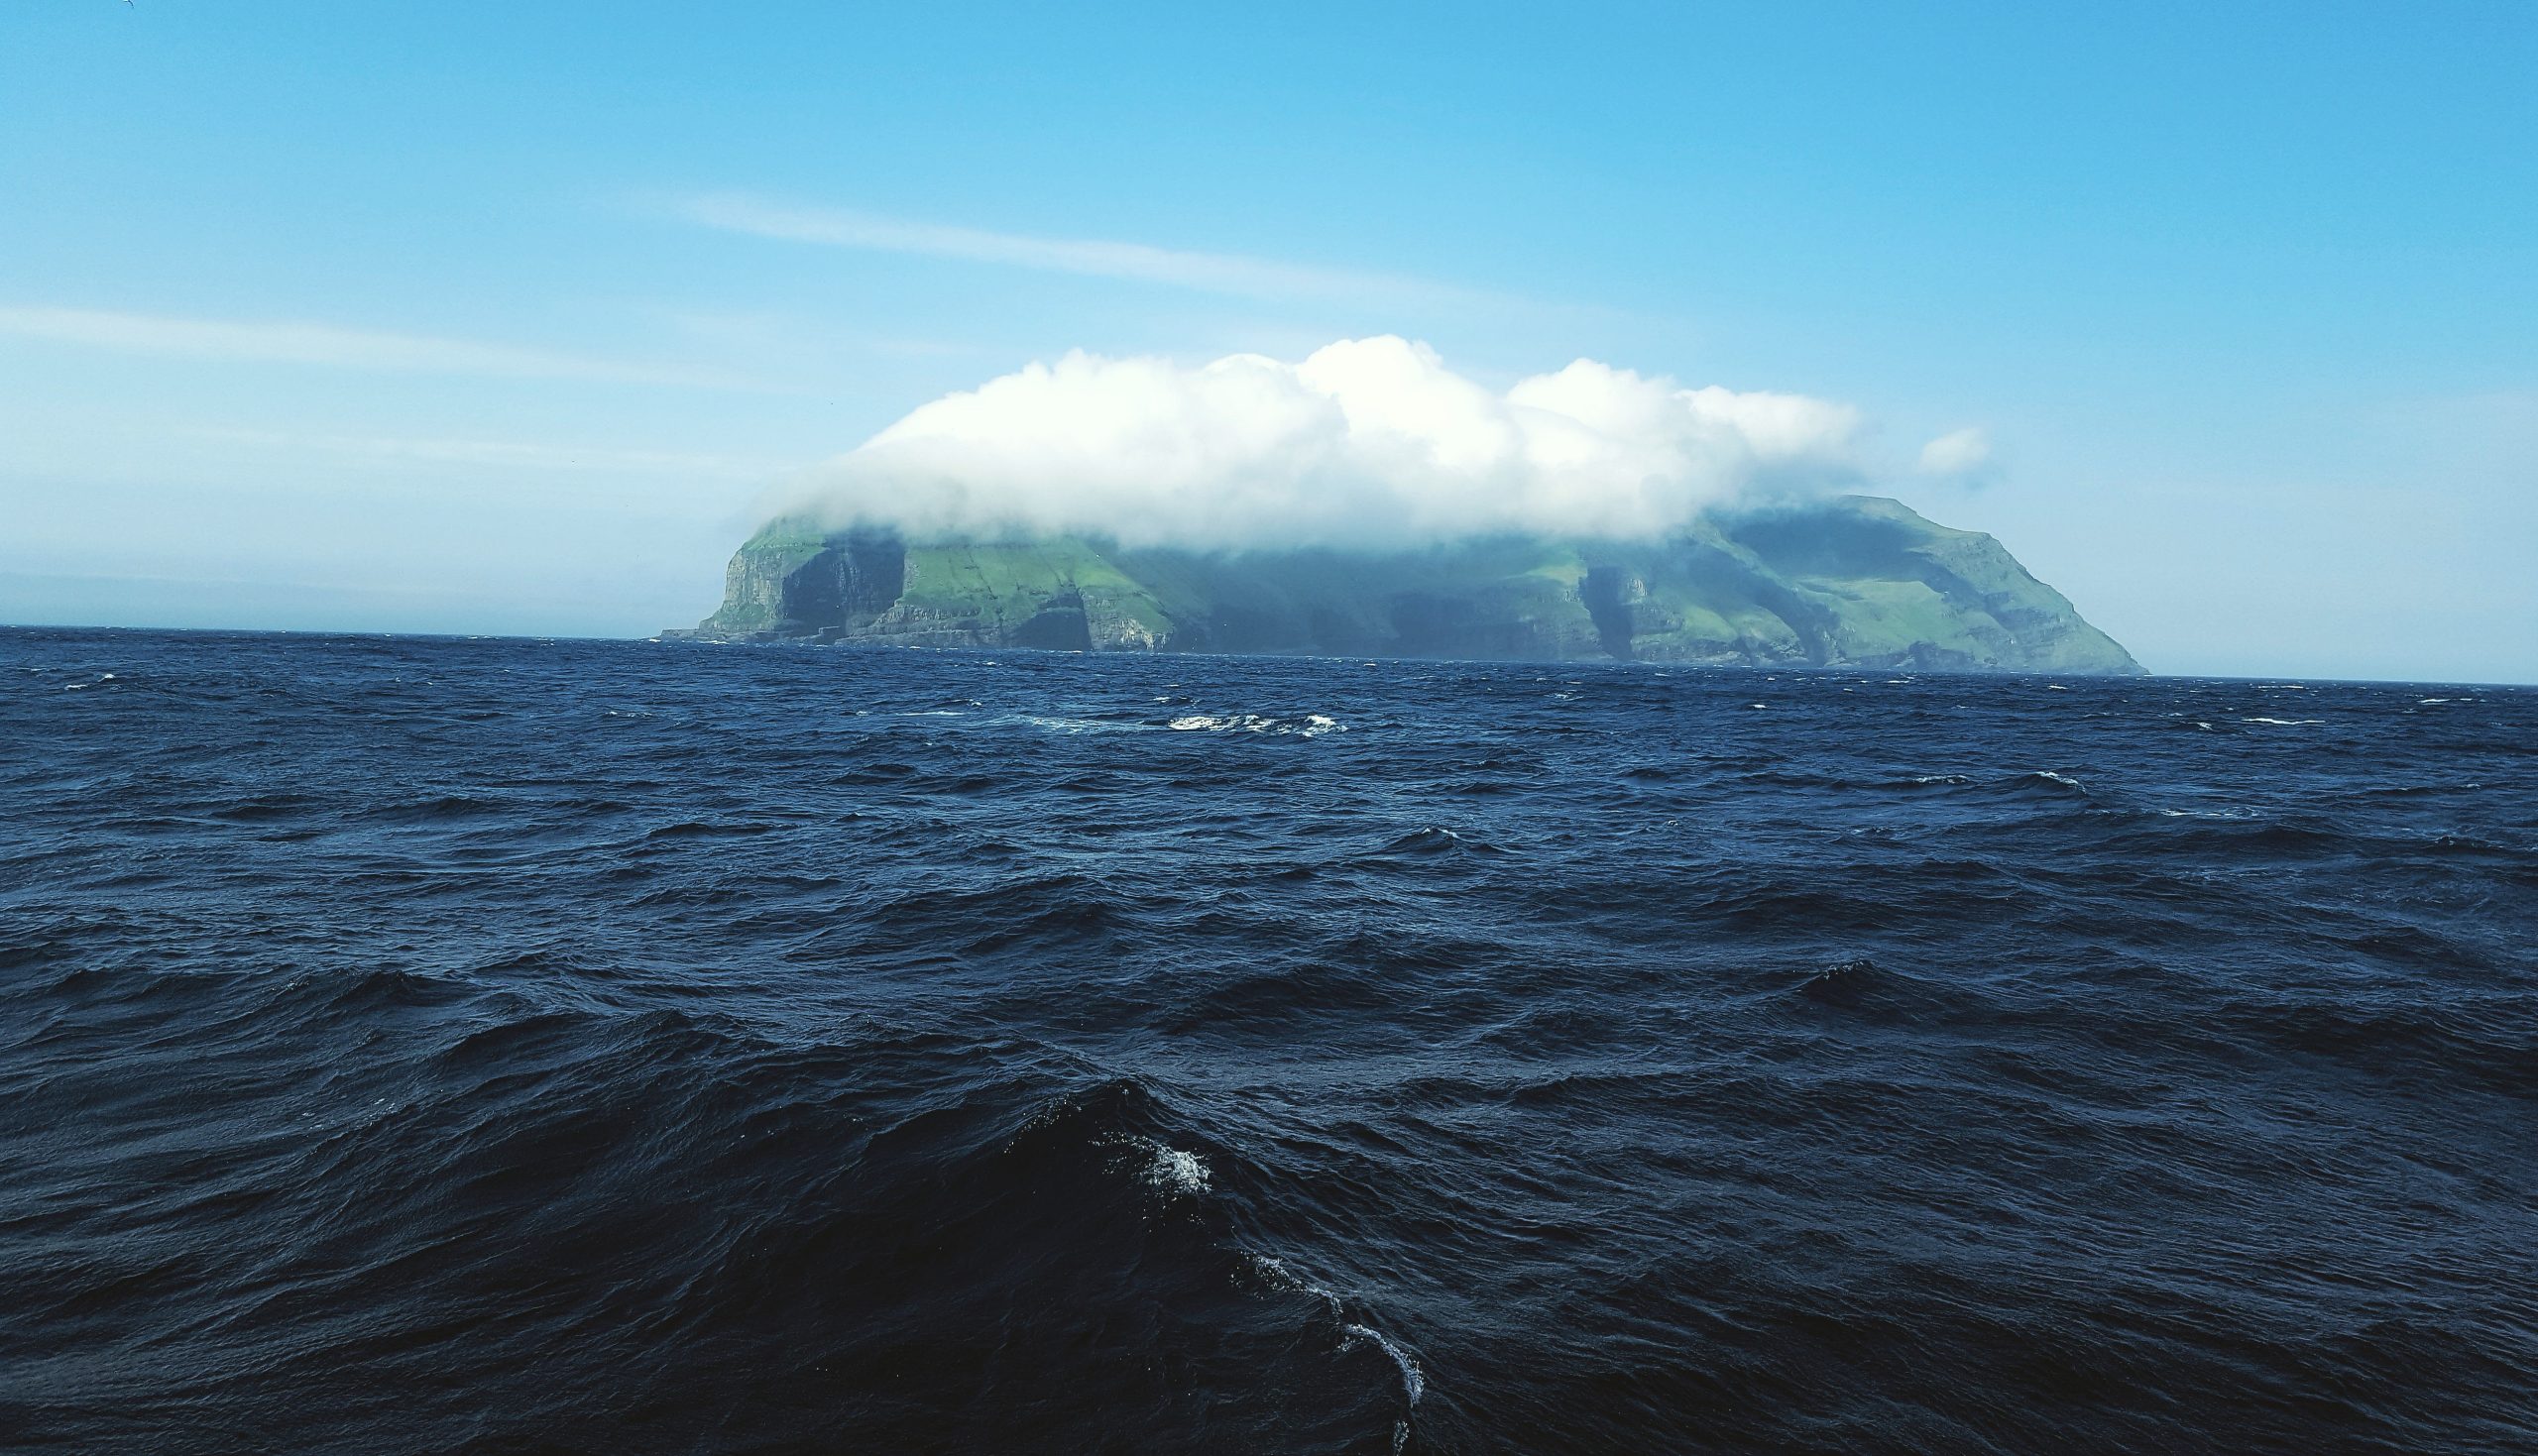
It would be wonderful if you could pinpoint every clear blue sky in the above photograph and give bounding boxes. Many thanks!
[4,2,2532,681]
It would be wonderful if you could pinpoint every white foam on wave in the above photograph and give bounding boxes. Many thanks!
[1008,714,1152,735]
[1340,1323,1427,1406]
[2241,717,2325,727]
[1135,1139,1211,1196]
[1251,1254,1346,1319]
[1167,713,1344,738]
[1248,1254,1427,1438]
[2035,770,2085,790]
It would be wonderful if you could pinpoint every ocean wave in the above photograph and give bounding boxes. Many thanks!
[1168,711,1344,737]
[1341,1322,1428,1406]
[1370,825,1502,856]
[1003,712,1157,734]
[1129,1135,1212,1196]
[4,625,2534,1455]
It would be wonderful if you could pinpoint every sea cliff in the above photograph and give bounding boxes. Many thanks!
[672,495,2140,674]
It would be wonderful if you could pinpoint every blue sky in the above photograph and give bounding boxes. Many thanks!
[3,1,2532,681]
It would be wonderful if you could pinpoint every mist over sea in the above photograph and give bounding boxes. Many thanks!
[3,626,2531,1454]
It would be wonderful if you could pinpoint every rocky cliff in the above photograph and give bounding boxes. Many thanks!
[670,496,2142,674]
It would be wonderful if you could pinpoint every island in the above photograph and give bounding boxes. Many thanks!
[670,494,2141,673]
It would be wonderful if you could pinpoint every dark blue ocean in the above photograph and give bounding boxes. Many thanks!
[3,626,2532,1454]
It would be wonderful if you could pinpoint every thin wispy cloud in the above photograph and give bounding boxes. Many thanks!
[0,305,749,389]
[672,192,1487,304]
[195,427,792,479]
[1916,426,1996,480]
[660,308,985,360]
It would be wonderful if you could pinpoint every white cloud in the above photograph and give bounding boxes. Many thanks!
[1916,425,1994,479]
[674,192,1468,302]
[0,304,741,387]
[783,336,1865,549]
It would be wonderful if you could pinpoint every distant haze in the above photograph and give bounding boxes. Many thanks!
[781,337,1870,550]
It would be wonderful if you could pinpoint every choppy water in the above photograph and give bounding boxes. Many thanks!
[3,626,2533,1454]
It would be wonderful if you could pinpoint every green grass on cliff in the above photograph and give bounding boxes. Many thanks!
[741,517,834,554]
[898,540,1174,635]
[697,498,2139,670]
[1796,577,1995,659]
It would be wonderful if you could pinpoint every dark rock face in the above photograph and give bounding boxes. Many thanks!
[702,526,904,640]
[784,532,905,638]
[668,496,2143,675]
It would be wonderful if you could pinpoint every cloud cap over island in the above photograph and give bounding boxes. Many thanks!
[780,337,1877,551]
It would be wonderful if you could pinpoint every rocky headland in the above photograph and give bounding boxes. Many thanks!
[671,495,2140,674]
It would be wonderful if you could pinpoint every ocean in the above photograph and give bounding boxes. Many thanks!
[2,625,2531,1454]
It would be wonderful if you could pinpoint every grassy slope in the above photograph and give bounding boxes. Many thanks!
[698,499,2138,670]
[1112,538,1603,654]
[896,540,1175,638]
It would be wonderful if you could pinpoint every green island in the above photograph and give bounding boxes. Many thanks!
[671,495,2140,674]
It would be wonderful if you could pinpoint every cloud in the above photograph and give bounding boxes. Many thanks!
[781,336,1865,550]
[193,427,788,478]
[1916,426,1994,480]
[0,304,742,388]
[673,193,1472,303]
